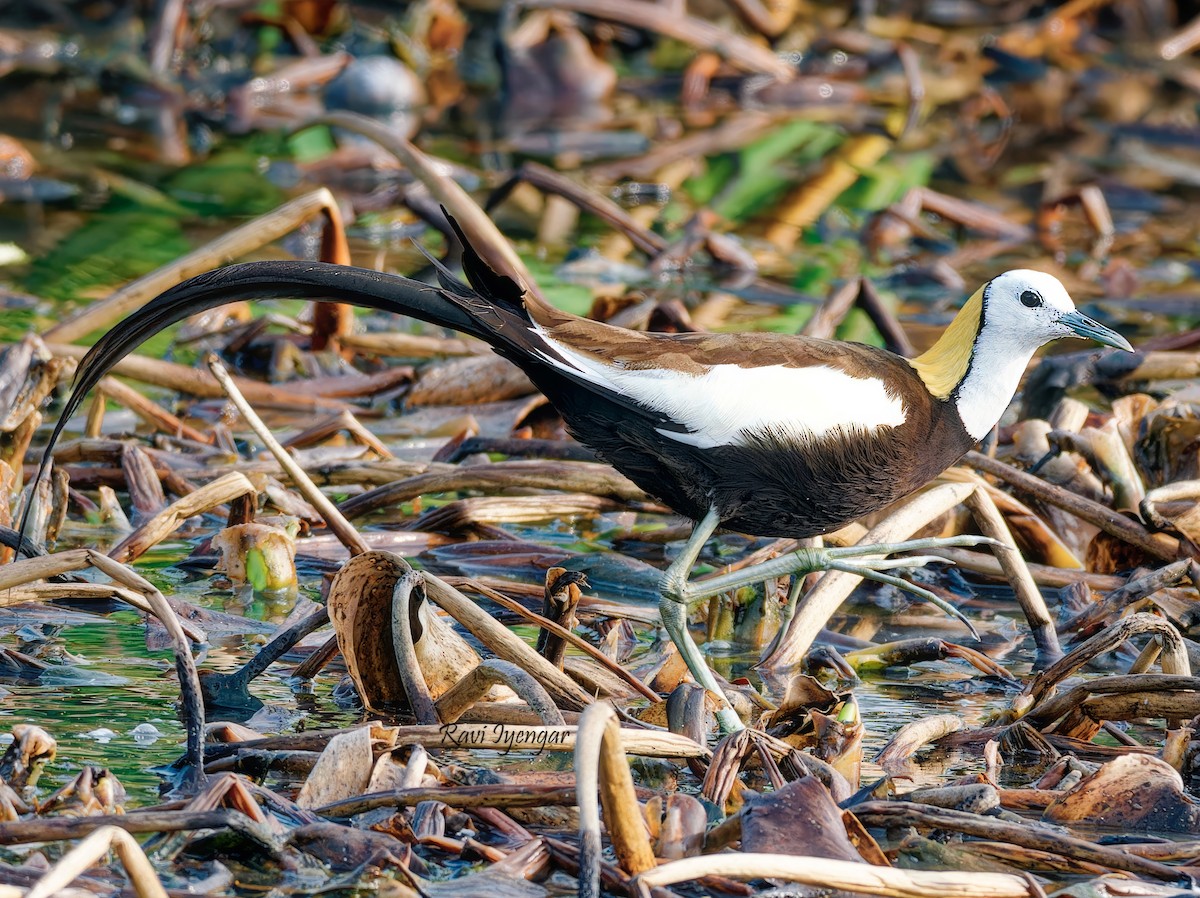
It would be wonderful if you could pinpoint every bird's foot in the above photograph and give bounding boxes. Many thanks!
[679,534,998,639]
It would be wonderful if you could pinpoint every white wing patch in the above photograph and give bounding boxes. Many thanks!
[536,332,908,449]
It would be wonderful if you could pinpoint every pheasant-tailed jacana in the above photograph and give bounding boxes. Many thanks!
[30,218,1132,731]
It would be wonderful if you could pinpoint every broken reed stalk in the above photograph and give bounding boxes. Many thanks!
[1012,612,1191,721]
[434,658,565,726]
[459,577,661,702]
[519,0,793,80]
[86,551,206,794]
[634,853,1034,898]
[204,723,707,763]
[206,353,369,557]
[963,482,1062,660]
[107,470,257,563]
[48,343,350,412]
[317,783,579,817]
[23,825,167,898]
[851,801,1185,882]
[390,571,440,725]
[420,574,595,711]
[338,459,645,520]
[966,451,1180,561]
[575,702,656,898]
[0,809,262,845]
[97,375,212,444]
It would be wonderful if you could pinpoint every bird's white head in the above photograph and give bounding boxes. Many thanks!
[981,269,1132,356]
[912,268,1132,440]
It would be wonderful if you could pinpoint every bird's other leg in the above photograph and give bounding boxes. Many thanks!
[658,507,745,733]
[680,535,1000,638]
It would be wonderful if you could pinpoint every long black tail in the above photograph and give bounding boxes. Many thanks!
[21,260,499,544]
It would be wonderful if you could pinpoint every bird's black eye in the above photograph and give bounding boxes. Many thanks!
[1020,290,1043,308]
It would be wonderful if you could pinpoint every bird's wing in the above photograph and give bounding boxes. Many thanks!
[527,324,918,449]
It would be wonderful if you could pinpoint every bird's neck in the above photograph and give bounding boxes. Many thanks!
[950,340,1038,440]
[909,285,1037,441]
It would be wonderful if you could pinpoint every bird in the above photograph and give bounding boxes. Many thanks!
[30,215,1133,732]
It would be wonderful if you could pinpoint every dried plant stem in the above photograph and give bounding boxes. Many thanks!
[852,801,1183,882]
[390,571,439,724]
[1013,613,1190,718]
[206,723,707,762]
[435,658,565,726]
[519,0,793,80]
[48,343,350,412]
[966,451,1179,561]
[458,578,660,702]
[108,470,257,563]
[86,550,206,793]
[420,574,594,711]
[206,354,369,557]
[635,853,1033,897]
[318,784,579,817]
[98,376,212,444]
[575,702,656,898]
[24,825,167,898]
[964,484,1061,660]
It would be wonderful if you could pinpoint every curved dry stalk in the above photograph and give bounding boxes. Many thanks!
[108,470,257,563]
[206,354,368,557]
[0,548,92,588]
[87,551,205,793]
[420,574,594,711]
[852,800,1183,882]
[435,659,565,726]
[316,783,579,818]
[760,481,977,671]
[1142,480,1200,531]
[1012,613,1191,720]
[634,852,1033,897]
[338,459,645,519]
[875,714,964,775]
[575,702,656,898]
[25,825,167,898]
[48,343,349,412]
[458,577,660,702]
[1024,674,1200,731]
[318,111,535,294]
[1061,560,1196,633]
[390,572,440,724]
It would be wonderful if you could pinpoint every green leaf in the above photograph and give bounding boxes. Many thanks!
[163,149,285,217]
[287,126,336,163]
[22,202,190,304]
[838,152,935,212]
[707,121,843,223]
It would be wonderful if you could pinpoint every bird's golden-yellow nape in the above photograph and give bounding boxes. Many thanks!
[908,285,986,400]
